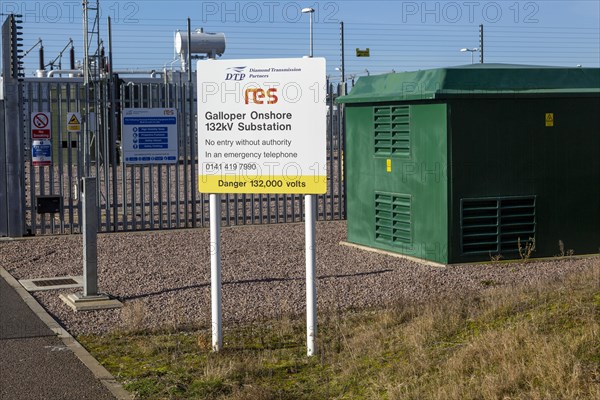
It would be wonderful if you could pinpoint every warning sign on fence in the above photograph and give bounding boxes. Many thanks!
[67,112,82,132]
[31,112,51,139]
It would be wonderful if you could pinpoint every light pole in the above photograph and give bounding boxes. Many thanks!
[460,48,478,64]
[302,7,314,58]
[335,66,344,82]
[301,6,317,358]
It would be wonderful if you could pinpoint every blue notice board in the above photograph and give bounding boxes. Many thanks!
[122,108,178,164]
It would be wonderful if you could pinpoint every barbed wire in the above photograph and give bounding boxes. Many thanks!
[5,17,599,79]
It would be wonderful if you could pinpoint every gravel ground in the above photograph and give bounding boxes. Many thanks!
[1,221,598,336]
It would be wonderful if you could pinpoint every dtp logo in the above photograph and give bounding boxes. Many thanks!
[225,66,246,81]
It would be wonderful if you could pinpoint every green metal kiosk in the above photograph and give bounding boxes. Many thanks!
[337,64,600,264]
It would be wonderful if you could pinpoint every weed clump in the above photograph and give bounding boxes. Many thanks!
[518,237,536,261]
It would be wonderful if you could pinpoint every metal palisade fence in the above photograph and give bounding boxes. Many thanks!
[16,74,346,235]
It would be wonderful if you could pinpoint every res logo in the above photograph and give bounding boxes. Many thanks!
[245,88,278,105]
[163,109,175,116]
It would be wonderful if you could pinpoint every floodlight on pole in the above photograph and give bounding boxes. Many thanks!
[302,7,314,58]
[460,48,478,64]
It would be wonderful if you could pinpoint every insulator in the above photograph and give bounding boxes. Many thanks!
[70,47,75,70]
[39,46,45,70]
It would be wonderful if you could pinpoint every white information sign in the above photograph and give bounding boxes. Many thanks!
[122,108,178,164]
[197,57,327,194]
[32,139,52,166]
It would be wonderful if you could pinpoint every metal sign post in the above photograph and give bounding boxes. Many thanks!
[303,7,318,357]
[210,193,222,351]
[305,194,317,356]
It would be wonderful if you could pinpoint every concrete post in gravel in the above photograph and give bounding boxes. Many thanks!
[59,177,123,311]
[82,177,98,296]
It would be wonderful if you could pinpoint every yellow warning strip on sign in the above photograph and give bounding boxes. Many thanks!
[198,175,327,194]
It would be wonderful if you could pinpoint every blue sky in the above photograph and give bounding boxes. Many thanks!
[3,1,599,80]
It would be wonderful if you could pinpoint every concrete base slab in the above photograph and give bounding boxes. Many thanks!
[339,241,447,268]
[60,293,123,312]
[20,276,84,292]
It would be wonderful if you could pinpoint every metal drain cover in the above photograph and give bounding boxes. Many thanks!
[19,276,84,292]
[33,278,79,287]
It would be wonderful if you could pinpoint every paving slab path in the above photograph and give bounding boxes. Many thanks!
[0,270,126,400]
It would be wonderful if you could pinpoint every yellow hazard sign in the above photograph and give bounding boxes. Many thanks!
[356,48,370,57]
[386,159,392,173]
[67,112,82,132]
[545,113,554,127]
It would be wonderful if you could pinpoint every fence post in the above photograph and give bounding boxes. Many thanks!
[0,100,7,236]
[3,81,26,237]
[339,82,347,219]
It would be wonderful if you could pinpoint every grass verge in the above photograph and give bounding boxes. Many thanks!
[79,267,600,399]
